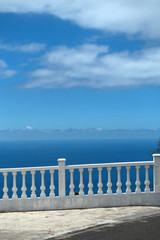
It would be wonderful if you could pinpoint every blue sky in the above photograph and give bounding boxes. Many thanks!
[0,1,160,139]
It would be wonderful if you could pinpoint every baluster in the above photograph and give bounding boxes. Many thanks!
[116,167,122,194]
[31,170,36,199]
[40,170,46,198]
[88,168,93,195]
[79,168,84,195]
[12,171,18,199]
[49,170,55,197]
[107,167,112,195]
[69,169,75,196]
[3,172,8,199]
[126,166,131,194]
[98,167,103,195]
[21,171,27,199]
[135,166,141,193]
[145,165,150,193]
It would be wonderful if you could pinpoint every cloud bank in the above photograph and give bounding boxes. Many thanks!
[1,1,160,89]
[0,0,159,38]
[22,44,160,89]
[0,59,16,79]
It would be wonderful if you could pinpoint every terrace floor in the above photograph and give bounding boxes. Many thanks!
[0,206,160,240]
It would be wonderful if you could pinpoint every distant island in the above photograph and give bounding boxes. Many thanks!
[0,128,160,141]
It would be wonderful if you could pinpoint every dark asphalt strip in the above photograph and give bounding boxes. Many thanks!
[48,213,160,240]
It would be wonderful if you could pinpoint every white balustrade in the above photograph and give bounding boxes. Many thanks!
[145,166,150,193]
[135,166,141,193]
[0,166,58,200]
[69,169,75,196]
[3,172,8,200]
[126,166,131,194]
[107,167,112,195]
[116,167,122,194]
[21,171,27,199]
[88,168,93,195]
[12,171,18,199]
[66,162,154,197]
[79,168,84,195]
[31,170,36,199]
[40,170,46,198]
[98,167,103,195]
[49,170,55,197]
[0,156,158,210]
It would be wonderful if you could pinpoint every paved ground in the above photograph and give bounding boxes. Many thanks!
[0,206,160,240]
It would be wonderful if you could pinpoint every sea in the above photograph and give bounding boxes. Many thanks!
[0,139,158,198]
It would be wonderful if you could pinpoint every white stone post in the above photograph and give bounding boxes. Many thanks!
[58,158,66,197]
[153,154,160,192]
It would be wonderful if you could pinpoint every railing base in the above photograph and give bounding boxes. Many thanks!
[0,192,160,212]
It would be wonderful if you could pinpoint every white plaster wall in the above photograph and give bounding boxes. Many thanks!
[0,192,160,212]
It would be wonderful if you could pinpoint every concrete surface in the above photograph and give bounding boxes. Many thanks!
[0,206,160,240]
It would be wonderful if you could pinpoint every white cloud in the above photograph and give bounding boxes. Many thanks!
[0,59,16,79]
[22,44,160,89]
[26,126,33,130]
[0,0,160,38]
[0,42,46,52]
[96,128,102,132]
[0,59,7,68]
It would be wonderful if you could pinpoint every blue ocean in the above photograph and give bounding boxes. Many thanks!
[0,139,157,198]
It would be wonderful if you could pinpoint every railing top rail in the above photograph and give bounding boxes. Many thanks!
[0,160,154,172]
[66,161,154,170]
[0,165,58,173]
